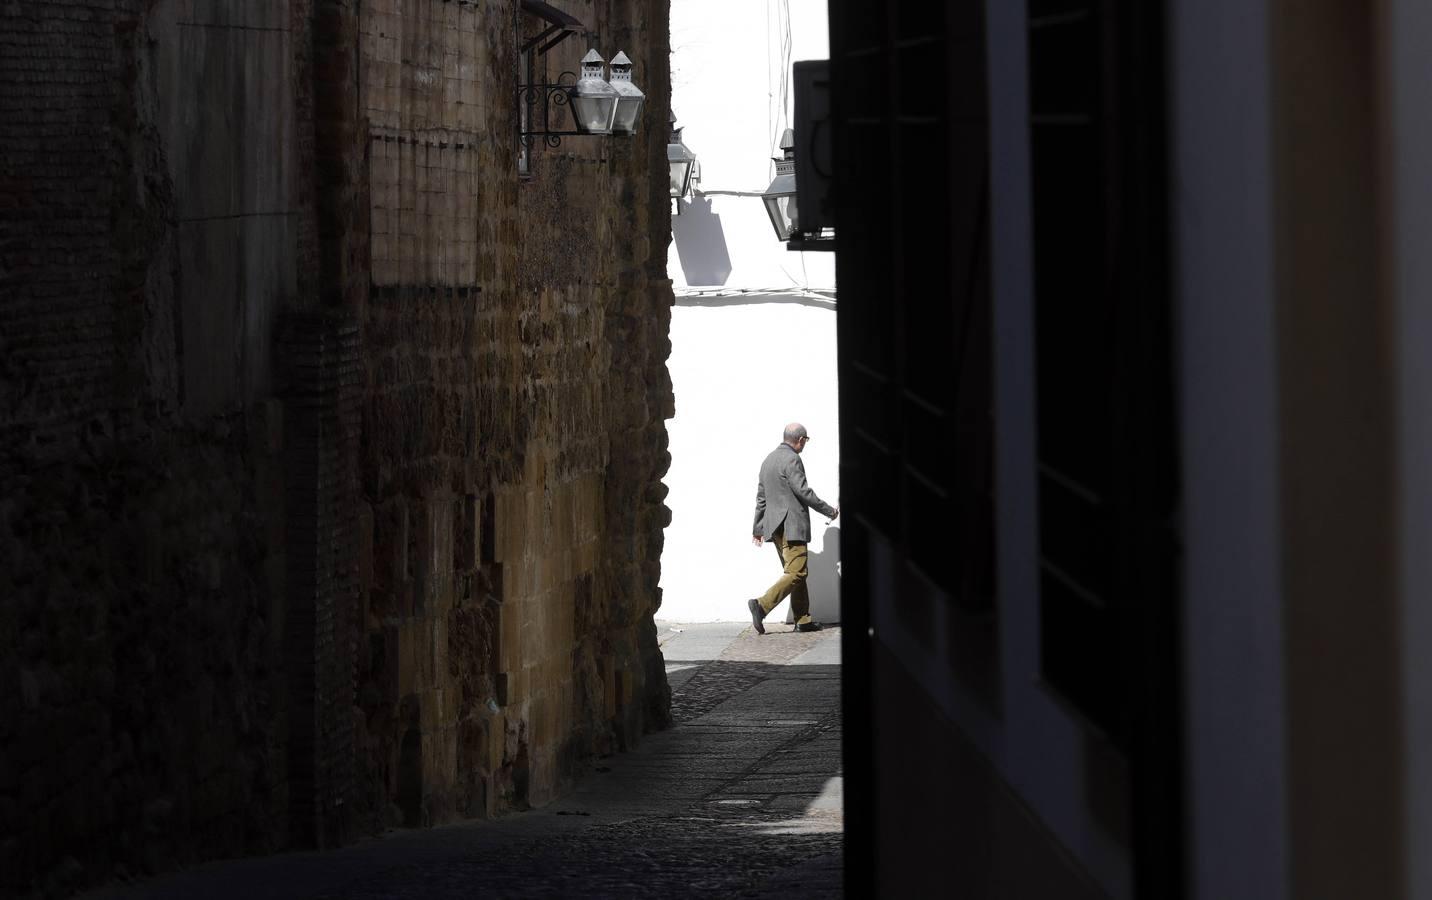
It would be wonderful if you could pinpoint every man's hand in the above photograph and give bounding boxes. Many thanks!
[829,507,840,522]
[752,534,764,546]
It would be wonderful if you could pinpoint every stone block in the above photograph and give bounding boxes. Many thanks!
[487,708,505,759]
[492,490,516,565]
[430,616,448,679]
[529,695,552,748]
[575,541,599,575]
[551,488,571,548]
[497,605,520,672]
[373,243,396,285]
[176,220,243,414]
[507,669,529,709]
[617,668,633,712]
[371,204,391,237]
[523,491,542,550]
[457,494,479,572]
[356,501,375,602]
[535,594,560,655]
[420,686,443,735]
[526,748,557,808]
[575,477,601,537]
[247,398,284,455]
[426,732,458,816]
[528,557,547,596]
[553,589,575,649]
[396,622,424,697]
[415,496,453,615]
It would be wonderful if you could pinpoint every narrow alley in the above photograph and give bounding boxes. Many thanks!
[86,625,843,900]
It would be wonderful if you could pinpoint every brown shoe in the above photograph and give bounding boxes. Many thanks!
[747,598,765,635]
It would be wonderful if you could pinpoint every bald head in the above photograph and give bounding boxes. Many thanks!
[783,422,809,448]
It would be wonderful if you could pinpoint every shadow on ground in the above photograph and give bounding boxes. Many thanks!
[88,630,844,900]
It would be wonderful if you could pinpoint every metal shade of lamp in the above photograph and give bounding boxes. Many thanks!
[668,112,697,212]
[570,49,618,135]
[762,128,799,241]
[607,51,645,135]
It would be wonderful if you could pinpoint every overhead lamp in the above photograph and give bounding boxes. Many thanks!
[607,51,645,136]
[761,128,799,241]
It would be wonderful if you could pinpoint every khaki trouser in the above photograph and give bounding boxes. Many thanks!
[756,530,812,625]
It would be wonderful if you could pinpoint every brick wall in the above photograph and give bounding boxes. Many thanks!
[1,1,294,894]
[0,1,162,463]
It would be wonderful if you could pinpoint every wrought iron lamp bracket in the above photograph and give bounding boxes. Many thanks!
[518,71,581,149]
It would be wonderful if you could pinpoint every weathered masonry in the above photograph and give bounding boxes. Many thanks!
[0,0,675,895]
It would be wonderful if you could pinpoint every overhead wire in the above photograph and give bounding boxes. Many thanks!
[770,0,794,156]
[766,0,775,157]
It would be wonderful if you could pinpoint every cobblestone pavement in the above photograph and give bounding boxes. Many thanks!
[90,623,843,900]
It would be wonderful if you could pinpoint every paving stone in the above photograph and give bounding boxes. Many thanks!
[86,627,844,899]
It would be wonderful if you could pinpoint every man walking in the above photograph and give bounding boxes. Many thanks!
[748,423,838,634]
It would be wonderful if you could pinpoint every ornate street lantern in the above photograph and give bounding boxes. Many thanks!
[761,128,799,241]
[607,51,645,136]
[668,112,698,211]
[570,50,618,135]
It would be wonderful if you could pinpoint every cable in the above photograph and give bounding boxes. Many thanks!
[767,0,793,158]
[786,0,794,122]
[766,0,774,157]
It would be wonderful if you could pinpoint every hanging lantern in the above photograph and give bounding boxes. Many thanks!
[607,51,645,136]
[668,112,697,204]
[761,128,799,241]
[569,49,618,135]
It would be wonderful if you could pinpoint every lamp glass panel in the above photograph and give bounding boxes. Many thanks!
[612,97,644,135]
[571,95,616,134]
[764,193,799,240]
[669,159,692,198]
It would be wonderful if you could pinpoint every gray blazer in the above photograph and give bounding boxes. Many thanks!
[752,443,837,543]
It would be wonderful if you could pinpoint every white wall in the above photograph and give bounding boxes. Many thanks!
[668,0,834,293]
[660,298,840,623]
[659,0,840,623]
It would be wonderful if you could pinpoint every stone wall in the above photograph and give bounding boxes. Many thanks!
[0,0,673,894]
[0,1,298,894]
[350,0,674,827]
